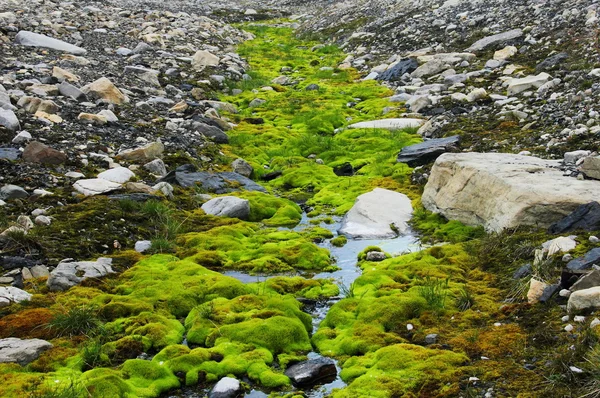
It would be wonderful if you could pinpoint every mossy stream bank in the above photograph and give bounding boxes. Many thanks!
[1,22,594,398]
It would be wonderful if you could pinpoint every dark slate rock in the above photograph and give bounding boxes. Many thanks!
[0,256,38,271]
[193,123,229,144]
[243,117,264,125]
[539,284,560,303]
[0,148,20,161]
[567,248,600,271]
[397,135,460,167]
[513,263,532,279]
[260,171,282,181]
[284,357,337,387]
[536,52,568,72]
[548,202,600,234]
[377,58,419,82]
[333,162,354,176]
[108,193,161,202]
[159,165,266,193]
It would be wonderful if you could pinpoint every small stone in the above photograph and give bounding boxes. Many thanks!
[12,131,32,144]
[34,215,51,226]
[561,315,570,322]
[590,318,600,328]
[574,315,586,323]
[591,236,599,243]
[560,289,572,298]
[144,159,167,176]
[231,158,253,178]
[425,333,438,344]
[406,323,414,331]
[565,324,574,332]
[134,240,152,253]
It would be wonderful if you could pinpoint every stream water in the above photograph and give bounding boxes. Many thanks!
[168,212,421,397]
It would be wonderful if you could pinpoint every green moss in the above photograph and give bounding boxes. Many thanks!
[104,312,185,350]
[232,191,302,226]
[251,276,339,299]
[331,236,347,247]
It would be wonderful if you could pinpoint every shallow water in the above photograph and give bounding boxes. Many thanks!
[170,213,420,397]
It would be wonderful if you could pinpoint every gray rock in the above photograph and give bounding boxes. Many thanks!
[548,202,600,234]
[567,248,600,271]
[73,178,122,197]
[12,131,32,144]
[201,197,250,220]
[425,333,438,345]
[193,123,229,144]
[377,58,419,81]
[0,185,28,201]
[365,251,387,261]
[29,265,49,279]
[305,84,320,91]
[0,287,32,307]
[159,165,266,193]
[15,31,86,55]
[466,29,523,52]
[571,270,600,292]
[0,338,52,366]
[347,118,424,130]
[568,286,600,313]
[58,81,87,102]
[209,377,242,398]
[339,188,413,239]
[0,148,20,161]
[536,52,568,72]
[134,240,152,253]
[0,109,20,131]
[248,98,267,108]
[231,158,253,177]
[397,136,460,167]
[513,264,532,279]
[144,159,167,176]
[284,357,337,387]
[580,156,600,180]
[47,258,114,291]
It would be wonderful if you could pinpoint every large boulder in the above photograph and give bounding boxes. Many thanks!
[15,31,86,55]
[47,258,114,291]
[548,202,600,234]
[284,357,337,387]
[116,141,164,162]
[580,156,600,180]
[347,118,424,131]
[397,135,460,167]
[0,338,52,366]
[422,153,600,232]
[339,188,413,239]
[201,197,250,220]
[159,165,266,193]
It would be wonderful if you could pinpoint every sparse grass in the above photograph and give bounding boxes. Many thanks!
[455,286,475,311]
[45,306,101,338]
[418,275,449,313]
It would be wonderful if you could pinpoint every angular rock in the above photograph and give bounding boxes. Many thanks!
[513,264,532,279]
[97,167,135,184]
[0,148,20,161]
[82,77,129,105]
[15,31,86,55]
[397,135,460,167]
[466,29,523,52]
[0,287,32,307]
[568,286,600,313]
[58,81,87,102]
[0,338,52,365]
[0,109,20,131]
[339,188,413,239]
[571,270,600,292]
[536,52,568,72]
[527,278,548,304]
[73,178,122,196]
[347,118,425,131]
[192,50,220,71]
[116,141,164,162]
[201,196,250,220]
[506,73,551,96]
[134,240,152,253]
[377,58,419,81]
[209,377,242,398]
[284,357,337,387]
[231,158,253,177]
[22,141,66,165]
[365,251,387,261]
[580,156,600,180]
[548,202,600,234]
[144,159,167,176]
[47,258,114,291]
[422,153,600,232]
[567,248,600,271]
[193,123,229,144]
[159,165,266,193]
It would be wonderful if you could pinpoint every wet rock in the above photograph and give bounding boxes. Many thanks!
[339,188,413,239]
[0,338,52,365]
[568,286,600,313]
[47,258,114,291]
[548,202,600,234]
[347,118,424,130]
[422,153,600,232]
[73,178,122,196]
[15,31,86,55]
[567,248,600,271]
[231,158,253,177]
[160,165,266,193]
[466,29,523,52]
[209,377,242,398]
[284,357,337,387]
[0,185,28,201]
[201,197,250,220]
[397,135,460,167]
[377,58,419,81]
[22,141,66,165]
[0,287,32,307]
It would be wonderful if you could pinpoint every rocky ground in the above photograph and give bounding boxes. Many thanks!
[2,0,600,397]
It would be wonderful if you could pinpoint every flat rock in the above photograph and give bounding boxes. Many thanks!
[159,165,266,193]
[0,287,32,307]
[549,202,600,234]
[97,167,135,184]
[422,153,600,232]
[567,248,600,271]
[339,188,413,239]
[571,270,600,292]
[192,50,220,71]
[506,73,551,96]
[397,135,460,167]
[47,258,114,291]
[466,29,523,52]
[201,196,250,220]
[15,31,86,55]
[209,377,242,398]
[285,357,337,387]
[347,118,425,131]
[0,338,52,366]
[73,178,122,196]
[0,185,28,201]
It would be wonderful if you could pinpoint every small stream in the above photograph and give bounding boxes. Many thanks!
[169,212,420,397]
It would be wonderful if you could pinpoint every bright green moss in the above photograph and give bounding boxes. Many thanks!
[104,312,185,349]
[120,359,180,397]
[251,276,339,299]
[331,235,348,247]
[411,204,485,244]
[231,191,302,226]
